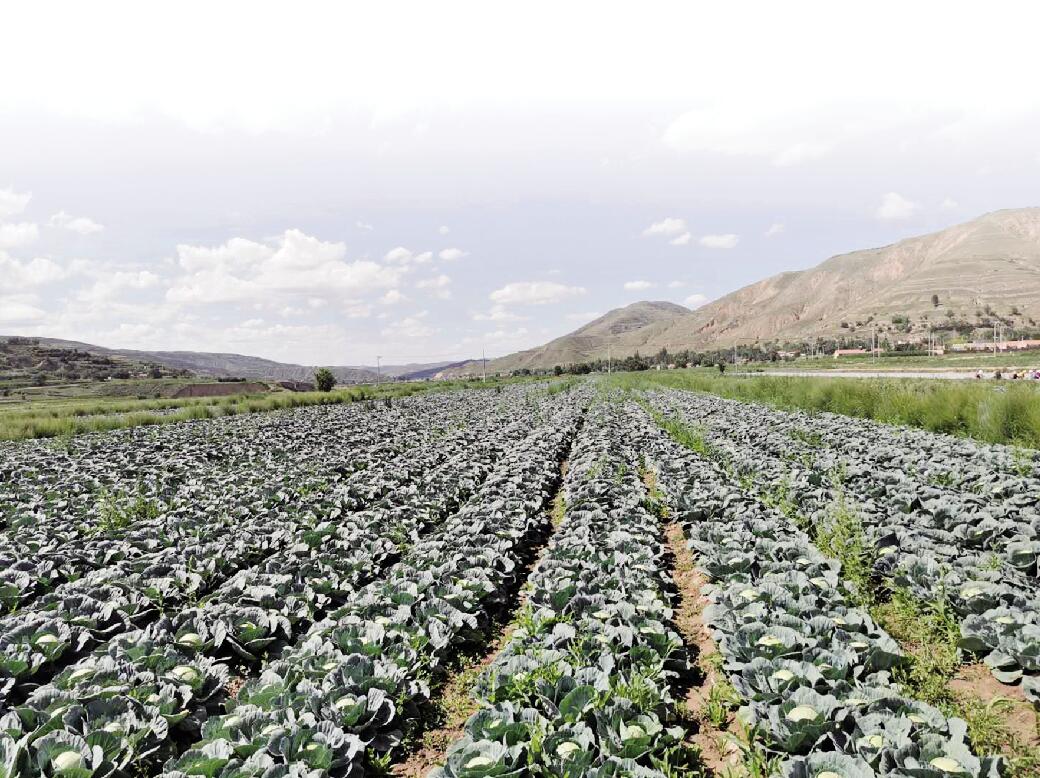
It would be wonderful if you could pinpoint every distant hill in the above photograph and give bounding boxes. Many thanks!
[0,337,464,384]
[0,337,184,388]
[453,208,1040,373]
[646,207,1040,351]
[451,301,689,375]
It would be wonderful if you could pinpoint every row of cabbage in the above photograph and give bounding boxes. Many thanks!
[0,399,507,711]
[640,403,1001,778]
[0,388,560,777]
[432,402,687,778]
[645,391,1040,700]
[0,396,479,610]
[156,394,585,778]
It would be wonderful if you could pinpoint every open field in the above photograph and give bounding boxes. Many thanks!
[746,352,1040,373]
[0,380,1036,777]
[0,376,540,442]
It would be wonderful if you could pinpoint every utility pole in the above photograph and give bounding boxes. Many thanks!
[376,355,382,384]
[607,343,612,374]
[481,347,486,383]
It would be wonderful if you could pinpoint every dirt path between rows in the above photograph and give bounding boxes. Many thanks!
[391,451,573,777]
[663,521,740,776]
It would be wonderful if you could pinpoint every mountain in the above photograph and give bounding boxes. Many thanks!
[456,208,1040,373]
[648,207,1040,351]
[468,301,690,374]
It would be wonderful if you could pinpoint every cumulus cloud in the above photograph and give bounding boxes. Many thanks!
[624,280,655,291]
[78,270,161,302]
[167,229,402,305]
[642,217,687,237]
[0,293,45,323]
[0,222,39,248]
[355,220,374,231]
[489,281,586,305]
[669,232,691,246]
[765,222,785,237]
[383,246,432,265]
[698,233,739,249]
[438,247,467,261]
[438,225,450,235]
[0,188,31,219]
[382,311,436,338]
[473,304,526,322]
[380,289,407,305]
[876,192,919,220]
[940,197,958,210]
[0,252,69,285]
[416,273,452,299]
[685,293,709,308]
[49,211,104,235]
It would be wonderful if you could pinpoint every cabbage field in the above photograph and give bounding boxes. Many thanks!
[0,382,1037,778]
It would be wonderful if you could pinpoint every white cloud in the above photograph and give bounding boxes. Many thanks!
[167,229,402,305]
[876,192,919,220]
[416,273,452,299]
[473,304,526,322]
[383,246,413,264]
[380,289,407,305]
[765,222,785,237]
[698,233,739,249]
[78,269,161,302]
[382,311,436,338]
[667,280,685,289]
[383,246,432,265]
[685,293,709,308]
[0,222,39,248]
[438,247,467,261]
[624,280,655,291]
[669,232,691,246]
[49,211,104,235]
[490,281,586,305]
[642,217,687,237]
[0,188,31,219]
[0,252,69,285]
[0,293,45,323]
[940,197,958,210]
[355,220,374,231]
[438,225,450,235]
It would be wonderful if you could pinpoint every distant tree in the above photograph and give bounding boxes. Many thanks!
[1011,305,1021,316]
[553,365,563,376]
[931,294,940,307]
[314,368,336,392]
[717,361,726,375]
[148,366,163,379]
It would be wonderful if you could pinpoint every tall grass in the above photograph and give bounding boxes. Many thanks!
[608,370,1040,448]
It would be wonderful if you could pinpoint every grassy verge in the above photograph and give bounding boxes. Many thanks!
[608,370,1040,448]
[0,375,557,442]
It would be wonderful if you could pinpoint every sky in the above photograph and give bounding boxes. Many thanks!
[2,1,1040,366]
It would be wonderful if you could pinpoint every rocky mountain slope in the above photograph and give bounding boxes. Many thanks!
[468,208,1040,372]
